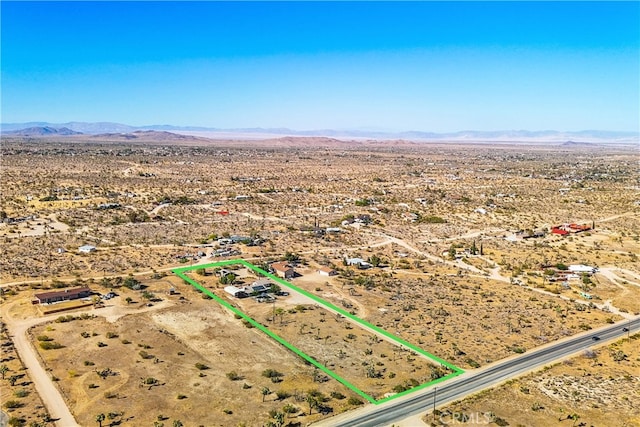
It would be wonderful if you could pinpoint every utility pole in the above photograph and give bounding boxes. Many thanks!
[432,386,437,422]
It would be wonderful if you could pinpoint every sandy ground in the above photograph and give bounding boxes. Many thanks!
[3,299,174,427]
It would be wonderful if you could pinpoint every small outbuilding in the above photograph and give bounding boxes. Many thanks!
[224,286,248,298]
[318,266,337,277]
[78,245,97,253]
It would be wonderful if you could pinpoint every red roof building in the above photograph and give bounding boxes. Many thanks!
[34,287,92,304]
[271,262,295,279]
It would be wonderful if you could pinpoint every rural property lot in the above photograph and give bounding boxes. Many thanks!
[175,260,463,404]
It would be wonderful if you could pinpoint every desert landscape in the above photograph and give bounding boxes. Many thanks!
[1,134,638,426]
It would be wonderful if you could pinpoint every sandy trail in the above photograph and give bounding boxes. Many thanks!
[4,300,173,427]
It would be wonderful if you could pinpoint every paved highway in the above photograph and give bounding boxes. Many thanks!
[316,317,640,427]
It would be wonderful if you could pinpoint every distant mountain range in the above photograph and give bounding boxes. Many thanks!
[2,121,638,142]
[4,126,83,136]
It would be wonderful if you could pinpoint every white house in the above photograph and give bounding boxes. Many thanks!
[345,257,372,269]
[569,265,597,274]
[224,286,248,298]
[78,245,96,254]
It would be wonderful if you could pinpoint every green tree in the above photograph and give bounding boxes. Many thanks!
[219,273,237,285]
[123,276,141,290]
[284,251,300,262]
[448,245,456,260]
[470,240,478,255]
[172,421,183,427]
[368,255,381,267]
[95,413,105,427]
[270,283,281,294]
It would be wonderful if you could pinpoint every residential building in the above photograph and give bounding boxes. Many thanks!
[271,262,295,279]
[34,287,92,304]
[318,266,337,277]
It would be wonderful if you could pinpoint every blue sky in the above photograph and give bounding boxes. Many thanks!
[2,1,639,132]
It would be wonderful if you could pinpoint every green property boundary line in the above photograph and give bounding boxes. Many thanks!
[173,259,464,405]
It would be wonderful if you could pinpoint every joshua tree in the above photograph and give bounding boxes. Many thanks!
[9,374,20,386]
[0,364,9,379]
[306,394,318,415]
[261,386,271,402]
[95,413,105,427]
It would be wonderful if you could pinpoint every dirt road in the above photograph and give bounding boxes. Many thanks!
[4,300,173,427]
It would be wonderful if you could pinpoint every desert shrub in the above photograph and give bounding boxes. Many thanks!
[139,351,154,360]
[13,389,28,398]
[195,363,209,370]
[226,371,241,381]
[283,403,298,415]
[510,346,526,354]
[262,369,283,380]
[39,341,63,350]
[55,315,78,323]
[4,400,23,409]
[393,384,408,393]
[466,358,481,368]
[7,417,25,427]
[330,391,346,400]
[494,416,509,426]
[347,396,364,406]
[276,390,290,400]
[422,215,447,223]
